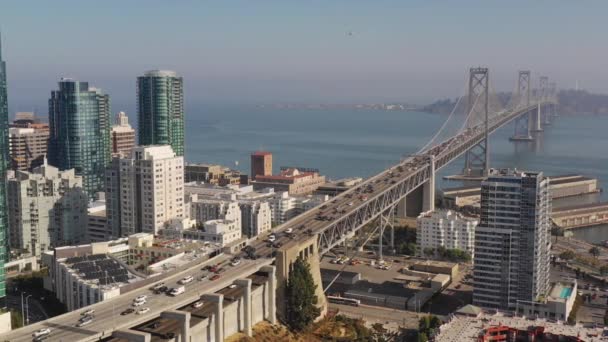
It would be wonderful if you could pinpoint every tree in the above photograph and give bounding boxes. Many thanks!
[423,247,435,257]
[589,247,601,259]
[398,242,417,256]
[419,316,430,331]
[551,226,563,243]
[285,256,320,331]
[430,315,442,329]
[417,332,428,342]
[600,265,608,276]
[560,250,575,261]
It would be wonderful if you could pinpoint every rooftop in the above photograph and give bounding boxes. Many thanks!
[252,151,272,156]
[60,253,137,288]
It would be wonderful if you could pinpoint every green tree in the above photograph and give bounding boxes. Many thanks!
[399,242,417,256]
[430,315,442,329]
[600,265,608,276]
[560,250,575,261]
[419,315,430,331]
[423,247,435,257]
[285,256,320,331]
[551,226,563,242]
[589,247,601,259]
[418,332,428,342]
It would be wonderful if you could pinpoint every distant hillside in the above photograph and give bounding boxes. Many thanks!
[422,90,608,115]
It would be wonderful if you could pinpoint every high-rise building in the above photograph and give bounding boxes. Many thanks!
[137,70,184,156]
[111,111,136,158]
[239,201,272,238]
[0,33,9,301]
[8,125,49,171]
[48,79,111,198]
[105,145,184,236]
[250,151,272,180]
[473,169,551,310]
[7,162,88,255]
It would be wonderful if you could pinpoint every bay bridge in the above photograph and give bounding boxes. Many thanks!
[1,68,559,342]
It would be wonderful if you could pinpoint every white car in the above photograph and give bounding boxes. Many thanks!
[77,316,93,327]
[134,295,148,302]
[268,234,276,242]
[33,328,52,337]
[151,282,165,291]
[285,228,293,234]
[136,307,150,315]
[81,309,95,316]
[179,275,194,284]
[228,284,237,289]
[192,301,204,308]
[230,259,241,266]
[133,300,147,307]
[348,202,354,206]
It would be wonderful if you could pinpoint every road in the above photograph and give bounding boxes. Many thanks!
[0,254,272,342]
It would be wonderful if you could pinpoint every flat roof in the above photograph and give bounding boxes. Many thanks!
[252,151,272,156]
[553,201,608,215]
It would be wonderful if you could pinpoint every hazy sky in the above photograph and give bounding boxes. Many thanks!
[1,1,607,115]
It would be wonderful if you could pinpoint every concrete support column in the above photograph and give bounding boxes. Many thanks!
[161,310,191,342]
[203,293,224,342]
[113,329,151,342]
[533,103,543,131]
[422,155,435,212]
[261,265,277,324]
[235,278,253,336]
[395,197,407,218]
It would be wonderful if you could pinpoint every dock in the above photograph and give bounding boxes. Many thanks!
[552,202,608,229]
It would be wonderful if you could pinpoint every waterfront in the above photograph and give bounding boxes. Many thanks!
[185,106,608,199]
[570,224,608,244]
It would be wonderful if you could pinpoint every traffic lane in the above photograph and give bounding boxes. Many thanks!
[1,254,233,341]
[9,258,266,342]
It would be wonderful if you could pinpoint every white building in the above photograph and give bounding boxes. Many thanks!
[199,219,242,247]
[105,145,184,236]
[7,162,88,256]
[416,210,478,258]
[239,201,272,238]
[188,195,242,227]
[87,199,108,243]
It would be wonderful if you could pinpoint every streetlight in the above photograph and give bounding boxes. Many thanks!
[20,292,26,326]
[25,294,32,325]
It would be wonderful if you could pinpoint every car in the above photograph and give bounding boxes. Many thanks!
[77,317,93,327]
[136,307,150,315]
[228,284,237,289]
[192,301,204,308]
[210,274,220,281]
[151,282,165,291]
[33,328,52,337]
[133,300,147,307]
[155,286,168,294]
[134,295,147,302]
[230,259,241,266]
[285,228,293,234]
[268,234,276,242]
[81,309,95,316]
[347,202,353,206]
[179,275,194,284]
[121,308,135,315]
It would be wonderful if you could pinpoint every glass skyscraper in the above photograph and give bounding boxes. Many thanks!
[137,70,184,156]
[48,79,111,198]
[0,33,9,302]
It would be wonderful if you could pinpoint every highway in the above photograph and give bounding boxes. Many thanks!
[1,254,272,342]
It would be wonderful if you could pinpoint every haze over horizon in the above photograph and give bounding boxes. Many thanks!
[1,1,607,115]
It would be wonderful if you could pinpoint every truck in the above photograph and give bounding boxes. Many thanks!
[169,286,185,296]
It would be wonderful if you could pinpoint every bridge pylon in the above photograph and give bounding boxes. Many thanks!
[510,70,534,141]
[462,67,490,178]
[532,76,548,131]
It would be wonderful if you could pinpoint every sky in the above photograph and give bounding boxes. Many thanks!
[1,0,607,115]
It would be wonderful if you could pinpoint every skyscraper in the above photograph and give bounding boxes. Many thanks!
[48,79,111,198]
[111,111,136,157]
[137,70,184,156]
[0,33,9,302]
[105,145,184,237]
[473,169,551,310]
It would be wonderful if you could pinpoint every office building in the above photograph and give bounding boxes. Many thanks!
[111,111,136,158]
[416,210,478,258]
[252,167,325,195]
[239,201,272,238]
[0,34,9,301]
[105,145,184,237]
[251,151,272,180]
[7,162,88,256]
[8,125,49,171]
[473,169,551,310]
[137,70,184,156]
[48,79,111,198]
